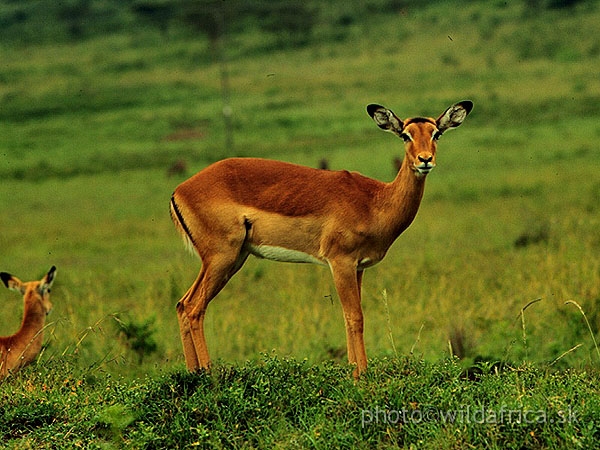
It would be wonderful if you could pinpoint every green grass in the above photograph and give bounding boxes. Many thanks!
[2,356,600,449]
[1,0,600,447]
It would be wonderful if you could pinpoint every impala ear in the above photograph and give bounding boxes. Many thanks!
[41,266,56,292]
[0,272,25,294]
[437,100,473,133]
[367,104,404,134]
[43,266,56,285]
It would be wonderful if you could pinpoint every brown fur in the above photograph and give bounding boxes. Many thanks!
[170,101,472,377]
[0,267,56,378]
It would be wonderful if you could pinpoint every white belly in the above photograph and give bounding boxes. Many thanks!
[247,244,326,266]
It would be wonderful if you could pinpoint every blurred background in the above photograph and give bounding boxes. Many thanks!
[0,0,598,378]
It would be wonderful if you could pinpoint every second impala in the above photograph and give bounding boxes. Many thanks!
[170,101,473,377]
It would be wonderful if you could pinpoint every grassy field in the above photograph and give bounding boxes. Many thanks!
[2,356,600,449]
[1,0,600,447]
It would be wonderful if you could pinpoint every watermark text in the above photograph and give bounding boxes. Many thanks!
[361,405,578,427]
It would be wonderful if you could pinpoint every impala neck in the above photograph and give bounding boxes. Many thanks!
[383,156,427,237]
[15,304,46,347]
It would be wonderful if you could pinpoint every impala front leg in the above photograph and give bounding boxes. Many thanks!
[330,261,367,378]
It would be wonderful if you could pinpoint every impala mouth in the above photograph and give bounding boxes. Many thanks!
[415,163,435,175]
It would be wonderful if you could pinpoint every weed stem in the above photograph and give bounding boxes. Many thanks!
[381,290,398,357]
[565,300,600,363]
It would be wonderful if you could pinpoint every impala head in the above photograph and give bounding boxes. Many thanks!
[0,266,56,316]
[367,101,473,177]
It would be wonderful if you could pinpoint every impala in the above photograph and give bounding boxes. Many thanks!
[0,266,56,378]
[170,101,473,377]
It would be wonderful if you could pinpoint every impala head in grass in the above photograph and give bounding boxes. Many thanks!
[0,266,56,378]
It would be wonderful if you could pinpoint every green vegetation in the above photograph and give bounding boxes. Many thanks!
[1,0,599,447]
[2,356,600,449]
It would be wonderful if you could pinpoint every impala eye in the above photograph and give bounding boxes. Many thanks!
[400,133,412,143]
[433,131,442,141]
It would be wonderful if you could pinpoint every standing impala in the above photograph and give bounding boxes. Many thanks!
[170,101,473,377]
[0,266,56,378]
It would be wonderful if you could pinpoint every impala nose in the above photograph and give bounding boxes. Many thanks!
[415,154,435,175]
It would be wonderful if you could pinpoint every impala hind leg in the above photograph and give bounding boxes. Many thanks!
[176,287,200,370]
[177,249,249,371]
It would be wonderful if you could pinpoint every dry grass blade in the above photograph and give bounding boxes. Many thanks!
[410,323,425,356]
[381,289,398,357]
[517,298,542,359]
[549,343,583,366]
[564,300,600,363]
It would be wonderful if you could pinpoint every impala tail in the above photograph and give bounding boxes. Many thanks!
[170,194,198,257]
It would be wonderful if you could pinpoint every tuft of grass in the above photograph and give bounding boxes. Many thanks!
[114,314,159,364]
